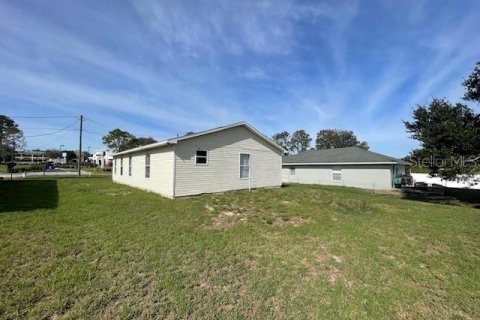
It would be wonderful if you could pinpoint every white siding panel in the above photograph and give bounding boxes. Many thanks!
[112,145,174,197]
[174,126,282,197]
[282,164,396,190]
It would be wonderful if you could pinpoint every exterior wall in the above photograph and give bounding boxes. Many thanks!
[282,164,397,190]
[112,145,174,198]
[174,126,283,197]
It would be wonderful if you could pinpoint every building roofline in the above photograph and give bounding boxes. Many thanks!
[113,122,286,156]
[283,162,402,166]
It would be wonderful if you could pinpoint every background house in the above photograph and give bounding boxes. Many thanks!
[89,149,113,168]
[112,122,285,198]
[282,147,409,190]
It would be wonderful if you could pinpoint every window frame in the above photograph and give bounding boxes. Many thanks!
[120,157,123,175]
[332,167,342,181]
[290,167,295,175]
[239,153,250,179]
[195,150,208,166]
[145,154,150,178]
[128,156,132,176]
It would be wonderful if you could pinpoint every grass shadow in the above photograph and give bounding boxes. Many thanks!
[401,187,480,209]
[0,179,58,213]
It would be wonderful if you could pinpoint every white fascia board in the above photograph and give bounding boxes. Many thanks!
[113,141,173,157]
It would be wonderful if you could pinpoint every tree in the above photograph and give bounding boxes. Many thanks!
[403,98,480,179]
[315,129,369,150]
[272,131,291,151]
[0,115,24,162]
[463,61,480,103]
[102,129,136,152]
[290,130,312,154]
[102,129,157,152]
[123,137,157,150]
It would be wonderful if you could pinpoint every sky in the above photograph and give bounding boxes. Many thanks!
[0,0,479,157]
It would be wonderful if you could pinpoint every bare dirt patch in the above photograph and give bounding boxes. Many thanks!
[210,211,247,229]
[105,191,131,196]
[273,216,309,227]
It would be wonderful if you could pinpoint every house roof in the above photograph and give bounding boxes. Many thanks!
[283,147,410,165]
[113,121,286,156]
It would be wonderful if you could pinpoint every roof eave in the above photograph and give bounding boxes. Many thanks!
[282,162,402,165]
[113,141,174,157]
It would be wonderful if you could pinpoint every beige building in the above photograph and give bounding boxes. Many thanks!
[112,122,285,198]
[282,147,409,190]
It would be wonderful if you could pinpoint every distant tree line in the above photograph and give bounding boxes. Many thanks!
[272,129,368,154]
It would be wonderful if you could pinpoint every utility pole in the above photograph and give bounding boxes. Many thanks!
[78,115,83,177]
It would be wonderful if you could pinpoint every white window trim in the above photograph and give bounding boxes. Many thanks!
[195,150,208,166]
[332,168,342,181]
[145,154,150,178]
[239,153,250,180]
[128,156,132,176]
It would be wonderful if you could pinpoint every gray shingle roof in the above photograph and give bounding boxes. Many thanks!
[283,147,409,165]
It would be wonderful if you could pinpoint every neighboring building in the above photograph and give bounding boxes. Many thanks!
[14,150,46,163]
[90,150,113,168]
[282,147,409,190]
[112,122,285,198]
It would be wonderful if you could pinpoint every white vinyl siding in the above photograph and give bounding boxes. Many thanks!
[114,158,117,175]
[282,164,398,190]
[174,126,282,197]
[112,145,175,198]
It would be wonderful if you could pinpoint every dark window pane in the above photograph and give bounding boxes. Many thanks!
[196,157,207,164]
[196,150,207,157]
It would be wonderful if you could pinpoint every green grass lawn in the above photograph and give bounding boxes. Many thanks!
[0,178,479,319]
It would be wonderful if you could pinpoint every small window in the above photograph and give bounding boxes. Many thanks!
[114,158,117,174]
[120,157,123,175]
[290,168,295,175]
[196,150,208,165]
[145,154,150,178]
[332,168,342,181]
[128,156,132,176]
[240,153,250,179]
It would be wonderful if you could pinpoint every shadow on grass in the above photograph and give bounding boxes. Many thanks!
[401,187,480,209]
[0,180,58,213]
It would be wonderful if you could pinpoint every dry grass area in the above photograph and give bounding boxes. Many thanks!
[0,177,479,319]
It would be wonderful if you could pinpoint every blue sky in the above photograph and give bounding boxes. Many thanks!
[0,0,479,157]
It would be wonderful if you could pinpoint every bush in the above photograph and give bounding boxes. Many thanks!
[8,164,45,173]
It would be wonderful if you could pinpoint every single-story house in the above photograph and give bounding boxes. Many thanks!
[112,122,285,198]
[282,147,409,190]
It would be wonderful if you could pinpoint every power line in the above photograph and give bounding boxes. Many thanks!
[9,115,78,119]
[22,127,78,131]
[24,119,79,138]
[83,129,103,135]
[83,116,111,129]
